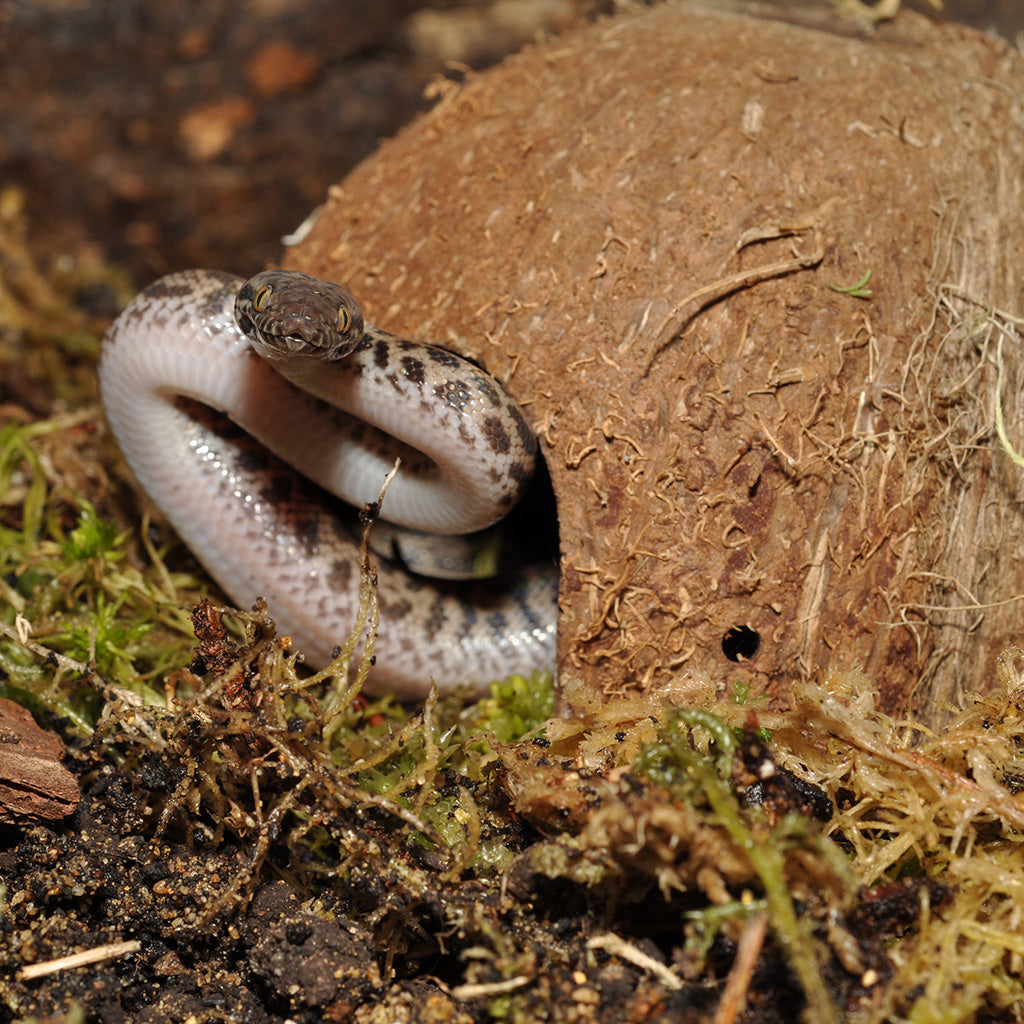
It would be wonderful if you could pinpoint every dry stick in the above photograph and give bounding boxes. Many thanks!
[449,976,532,1000]
[936,283,1024,467]
[1,616,111,693]
[19,940,142,981]
[587,932,683,991]
[713,913,769,1024]
[0,618,164,745]
[308,457,400,710]
[644,232,825,373]
[994,330,1024,469]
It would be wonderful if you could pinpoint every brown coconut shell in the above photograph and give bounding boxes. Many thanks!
[284,4,1024,719]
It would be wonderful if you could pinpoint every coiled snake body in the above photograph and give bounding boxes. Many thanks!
[99,268,558,697]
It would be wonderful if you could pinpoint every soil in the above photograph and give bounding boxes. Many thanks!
[0,0,595,285]
[2,0,1021,286]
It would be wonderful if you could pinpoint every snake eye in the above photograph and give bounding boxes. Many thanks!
[337,305,352,333]
[253,285,272,311]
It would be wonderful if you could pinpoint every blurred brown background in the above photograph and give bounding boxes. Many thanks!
[1,0,1022,286]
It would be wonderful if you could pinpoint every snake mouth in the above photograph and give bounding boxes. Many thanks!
[242,318,363,361]
[242,321,348,360]
[262,328,326,355]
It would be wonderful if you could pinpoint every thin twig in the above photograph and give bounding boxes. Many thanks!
[19,940,142,981]
[587,932,683,990]
[449,976,532,1000]
[713,912,769,1024]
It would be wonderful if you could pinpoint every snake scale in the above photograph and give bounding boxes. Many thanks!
[98,268,558,697]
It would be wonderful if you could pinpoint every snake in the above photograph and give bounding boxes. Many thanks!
[98,268,558,698]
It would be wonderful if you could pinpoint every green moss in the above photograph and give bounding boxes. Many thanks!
[60,500,121,562]
[0,428,199,719]
[465,671,556,746]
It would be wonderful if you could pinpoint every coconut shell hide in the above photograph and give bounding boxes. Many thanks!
[285,4,1024,717]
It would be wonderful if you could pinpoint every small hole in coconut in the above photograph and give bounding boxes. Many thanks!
[722,625,760,662]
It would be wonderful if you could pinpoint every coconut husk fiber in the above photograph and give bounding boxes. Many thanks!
[284,2,1024,720]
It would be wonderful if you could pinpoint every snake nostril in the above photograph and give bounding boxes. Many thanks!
[722,625,760,662]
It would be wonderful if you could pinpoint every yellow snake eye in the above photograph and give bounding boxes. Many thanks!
[337,306,352,333]
[253,285,272,311]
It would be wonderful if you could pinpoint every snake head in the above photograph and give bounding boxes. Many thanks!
[235,269,364,360]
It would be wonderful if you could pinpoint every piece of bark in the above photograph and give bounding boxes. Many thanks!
[0,698,79,823]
